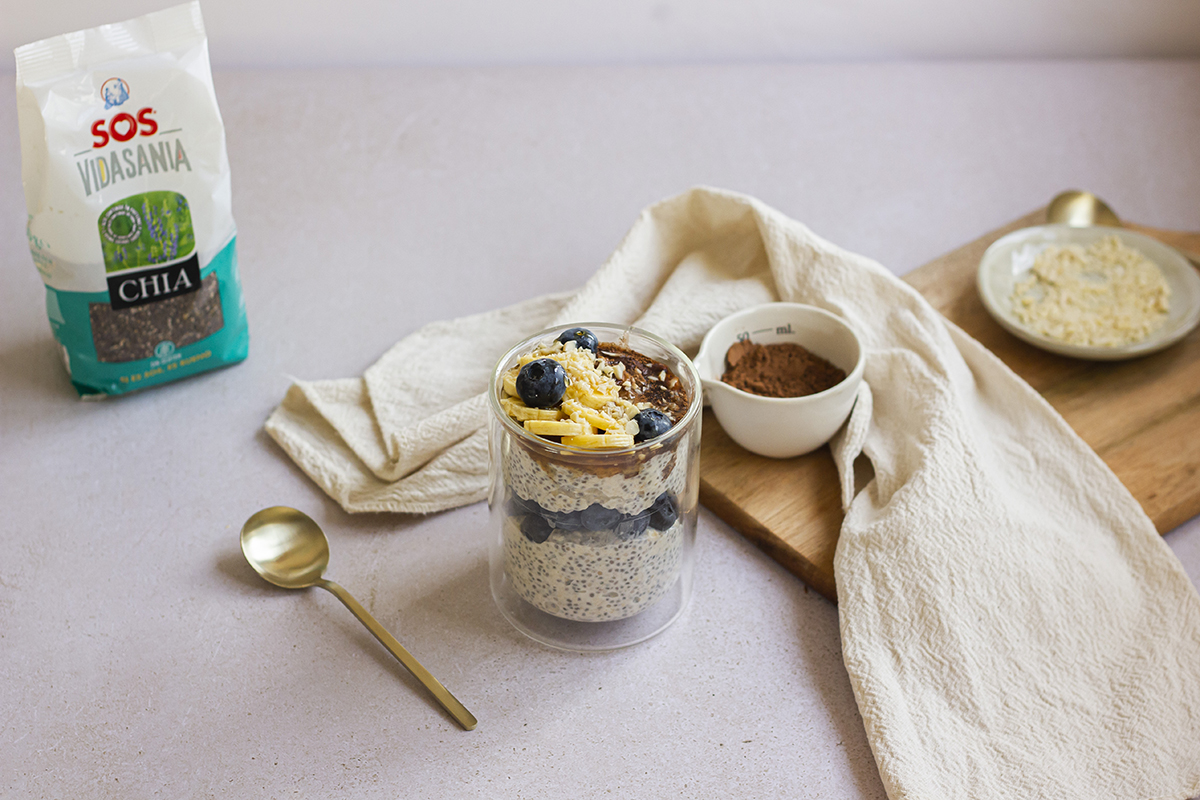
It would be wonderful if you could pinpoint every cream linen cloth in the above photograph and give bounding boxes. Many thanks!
[266,187,1200,799]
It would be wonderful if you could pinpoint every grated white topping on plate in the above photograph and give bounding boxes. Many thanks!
[1010,235,1171,347]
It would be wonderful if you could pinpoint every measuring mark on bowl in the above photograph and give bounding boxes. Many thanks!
[739,323,795,340]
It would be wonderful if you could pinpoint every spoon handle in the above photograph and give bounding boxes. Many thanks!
[317,579,477,731]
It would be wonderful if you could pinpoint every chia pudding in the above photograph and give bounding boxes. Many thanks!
[488,325,700,627]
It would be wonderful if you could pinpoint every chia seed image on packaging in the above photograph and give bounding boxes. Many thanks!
[14,1,248,396]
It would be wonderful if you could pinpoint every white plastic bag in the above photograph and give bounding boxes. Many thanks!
[15,1,247,396]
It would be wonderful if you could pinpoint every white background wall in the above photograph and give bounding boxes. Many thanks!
[4,0,1200,67]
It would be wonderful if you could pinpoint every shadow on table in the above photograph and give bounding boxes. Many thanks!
[792,601,887,799]
[214,548,280,594]
[314,557,494,725]
[212,478,496,727]
[0,335,77,405]
[705,510,888,798]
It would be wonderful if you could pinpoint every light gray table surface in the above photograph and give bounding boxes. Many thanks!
[3,61,1199,799]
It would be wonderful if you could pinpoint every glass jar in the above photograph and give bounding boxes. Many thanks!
[486,323,702,651]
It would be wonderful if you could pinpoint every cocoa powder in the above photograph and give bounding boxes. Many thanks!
[722,339,846,398]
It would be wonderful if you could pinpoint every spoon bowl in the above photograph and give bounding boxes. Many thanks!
[241,506,330,589]
[239,506,477,731]
[1046,190,1120,227]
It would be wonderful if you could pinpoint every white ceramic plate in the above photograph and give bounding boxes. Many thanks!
[976,224,1200,360]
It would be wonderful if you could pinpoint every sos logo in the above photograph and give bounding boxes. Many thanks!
[91,108,158,148]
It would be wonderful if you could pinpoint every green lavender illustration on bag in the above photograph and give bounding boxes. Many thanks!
[99,191,195,273]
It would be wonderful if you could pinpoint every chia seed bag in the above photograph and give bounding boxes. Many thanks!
[15,1,247,397]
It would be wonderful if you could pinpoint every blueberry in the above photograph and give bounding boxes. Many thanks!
[520,514,553,544]
[633,409,673,443]
[648,492,679,531]
[507,493,545,517]
[615,514,650,540]
[581,503,623,531]
[552,509,584,531]
[556,327,598,353]
[516,358,566,408]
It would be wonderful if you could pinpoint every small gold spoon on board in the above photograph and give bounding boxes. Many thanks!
[1046,190,1200,267]
[240,506,477,731]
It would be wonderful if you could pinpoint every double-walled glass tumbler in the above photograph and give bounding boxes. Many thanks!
[487,324,702,651]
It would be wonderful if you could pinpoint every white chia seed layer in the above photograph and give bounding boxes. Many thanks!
[502,516,683,622]
[503,437,689,516]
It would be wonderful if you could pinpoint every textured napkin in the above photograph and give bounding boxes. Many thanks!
[266,187,1200,798]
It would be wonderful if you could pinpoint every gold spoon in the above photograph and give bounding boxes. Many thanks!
[1046,189,1200,266]
[1046,190,1120,228]
[240,506,477,731]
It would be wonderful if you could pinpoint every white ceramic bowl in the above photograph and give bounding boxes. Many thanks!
[977,224,1200,360]
[695,303,865,459]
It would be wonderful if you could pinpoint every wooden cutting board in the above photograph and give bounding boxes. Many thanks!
[698,208,1200,602]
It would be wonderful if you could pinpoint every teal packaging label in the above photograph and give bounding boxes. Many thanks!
[45,235,248,397]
